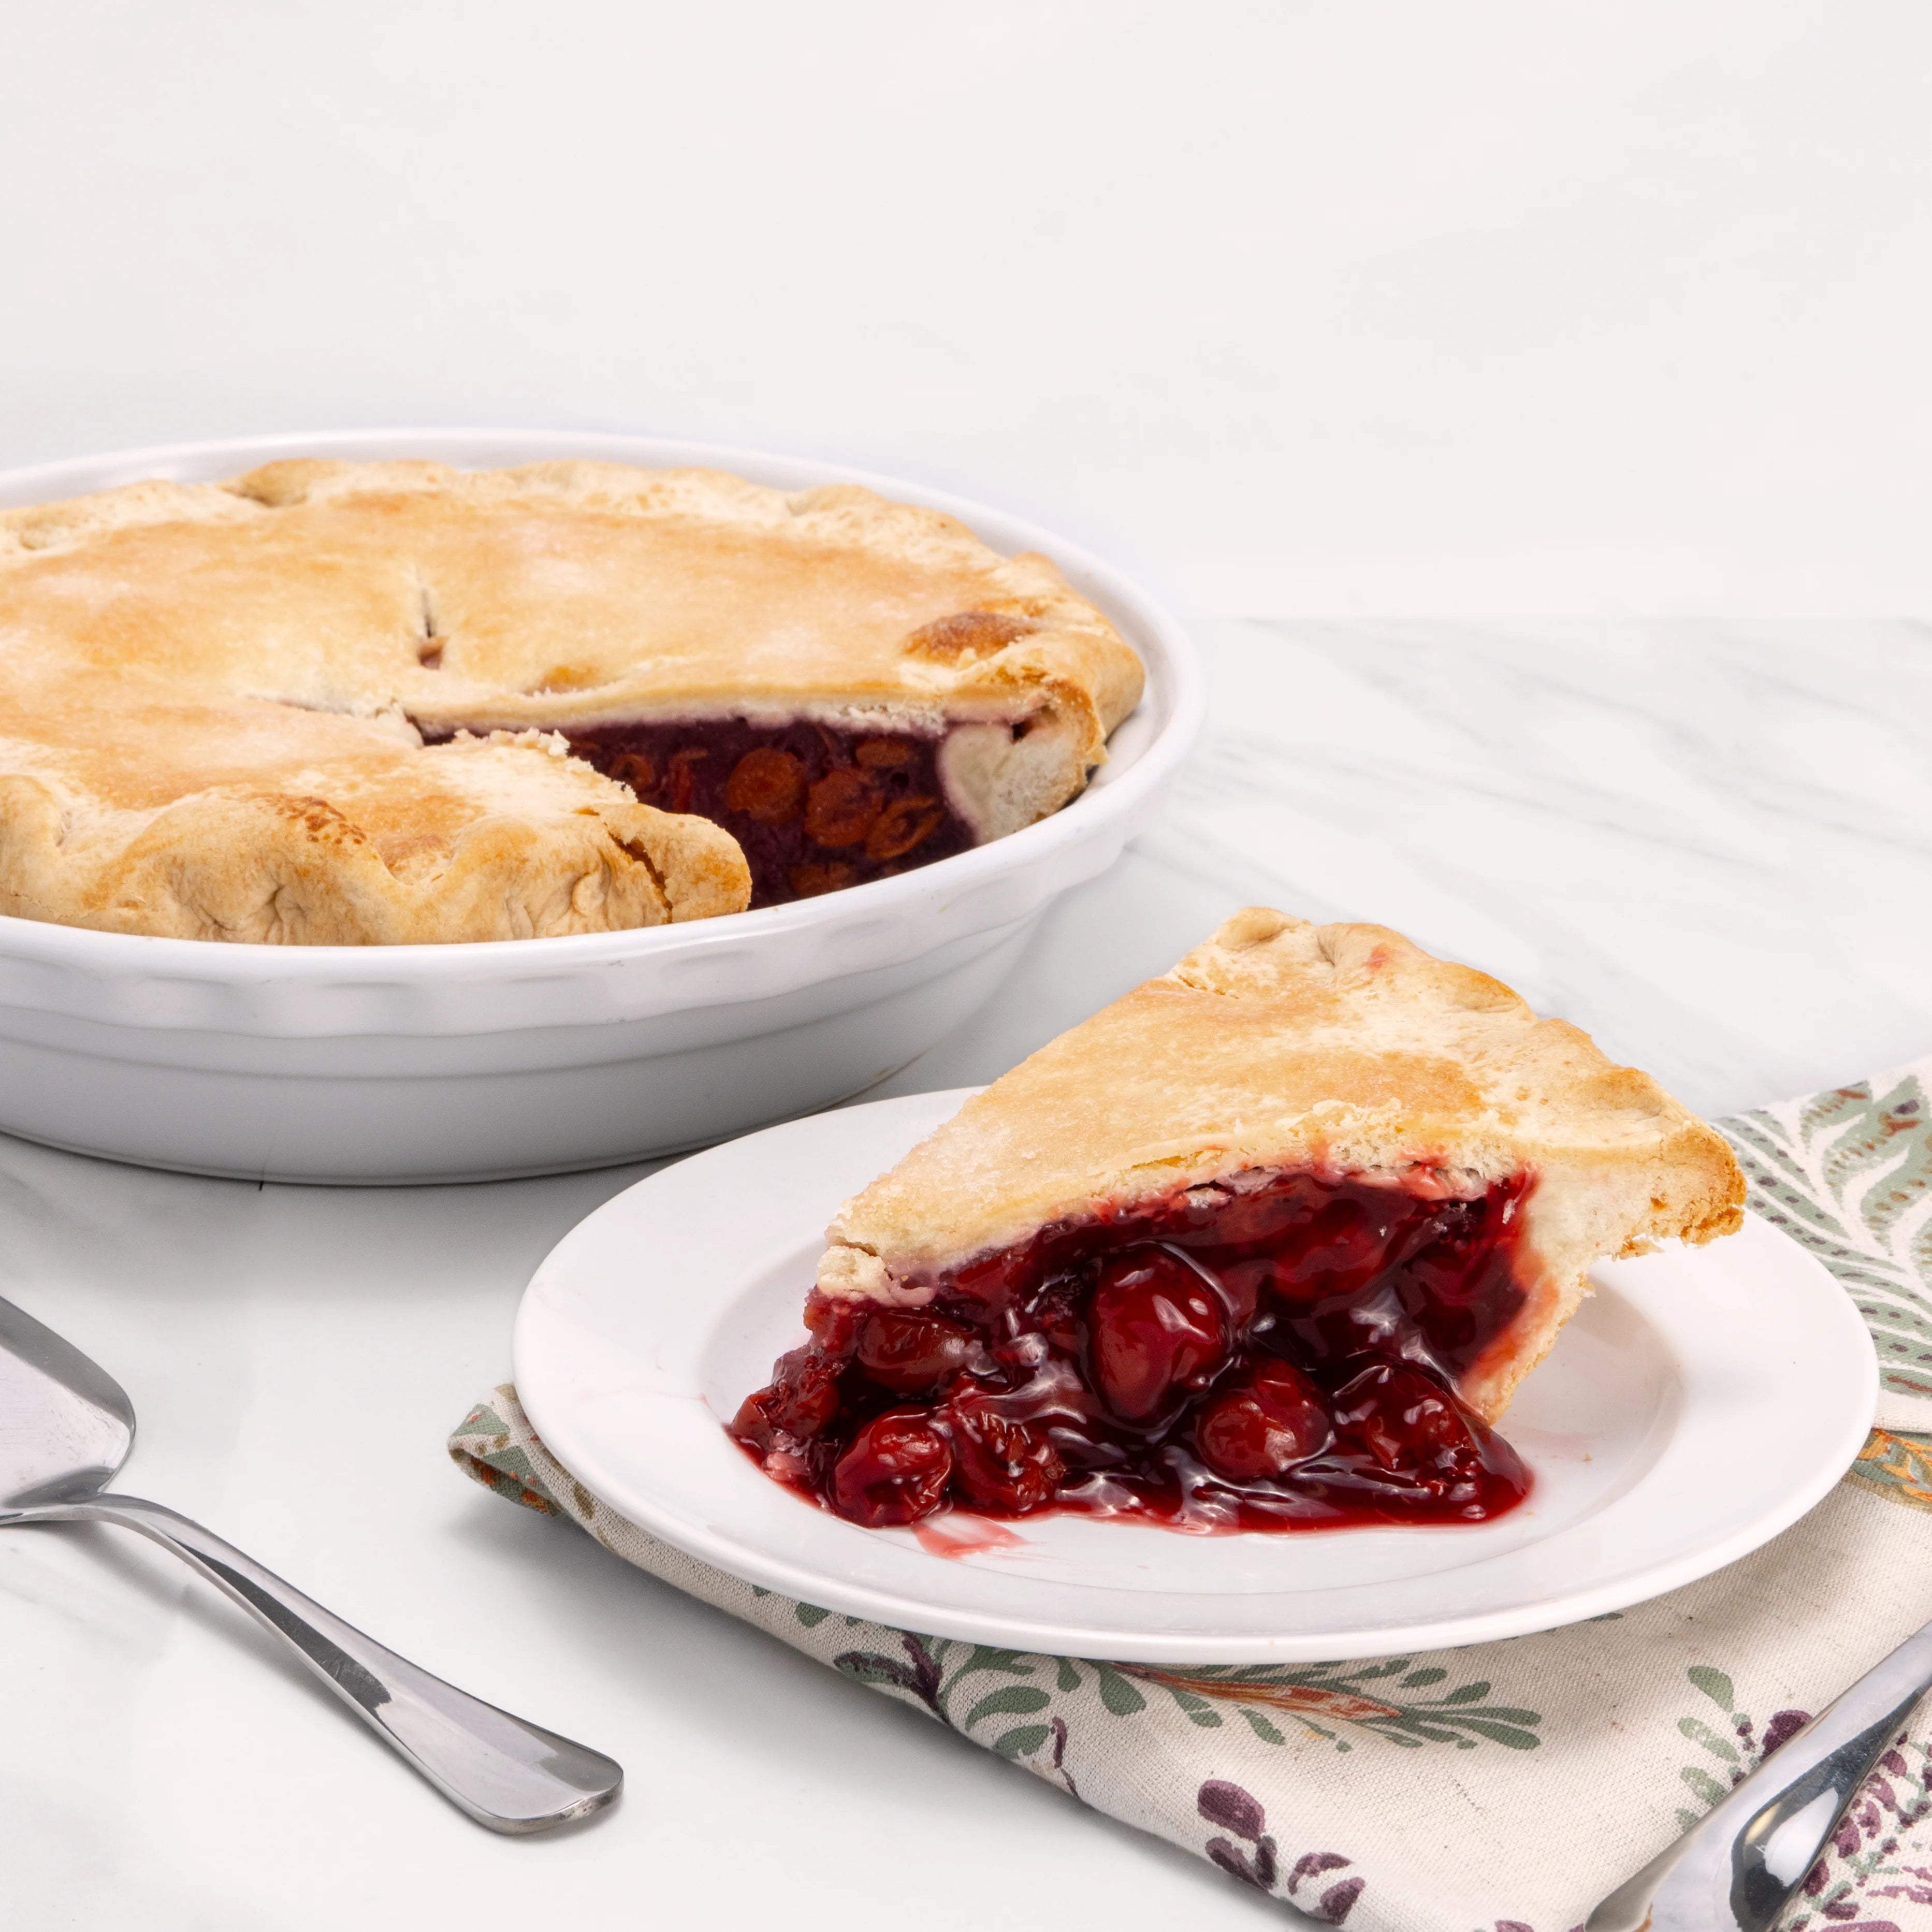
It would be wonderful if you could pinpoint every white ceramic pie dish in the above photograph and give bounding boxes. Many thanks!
[0,431,1202,1184]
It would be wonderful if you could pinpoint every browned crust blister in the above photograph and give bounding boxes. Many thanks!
[0,461,1143,943]
[818,908,1746,1423]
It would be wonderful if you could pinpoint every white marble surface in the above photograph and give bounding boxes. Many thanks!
[3,619,1930,1931]
[7,3,1932,1923]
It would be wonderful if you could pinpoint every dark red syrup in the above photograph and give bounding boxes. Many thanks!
[730,1171,1535,1534]
[562,720,976,907]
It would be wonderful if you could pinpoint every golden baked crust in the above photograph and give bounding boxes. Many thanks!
[817,907,1745,1421]
[0,717,749,943]
[0,460,1143,942]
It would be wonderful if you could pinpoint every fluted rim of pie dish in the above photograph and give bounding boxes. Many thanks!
[0,430,1203,1032]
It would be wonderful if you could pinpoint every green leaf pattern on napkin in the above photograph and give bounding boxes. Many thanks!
[1719,1066,1932,1418]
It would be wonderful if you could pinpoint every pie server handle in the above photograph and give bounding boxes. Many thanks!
[2,1491,622,1832]
[1587,1617,1932,1932]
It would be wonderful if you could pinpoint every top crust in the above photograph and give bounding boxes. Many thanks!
[0,460,1143,943]
[0,723,750,944]
[816,908,1746,1421]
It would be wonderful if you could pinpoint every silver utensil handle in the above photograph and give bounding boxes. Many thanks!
[1589,1620,1932,1932]
[9,1493,621,1833]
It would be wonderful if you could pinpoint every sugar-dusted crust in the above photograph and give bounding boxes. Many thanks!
[816,907,1745,1422]
[0,460,1142,942]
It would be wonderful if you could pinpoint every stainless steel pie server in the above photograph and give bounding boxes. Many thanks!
[1588,1618,1932,1931]
[0,1290,621,1833]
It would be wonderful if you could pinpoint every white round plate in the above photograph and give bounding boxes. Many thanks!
[514,1090,1878,1662]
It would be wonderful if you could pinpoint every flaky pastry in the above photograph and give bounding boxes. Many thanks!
[0,460,1143,941]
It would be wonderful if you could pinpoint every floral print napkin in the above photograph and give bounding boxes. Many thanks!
[451,1060,1932,1931]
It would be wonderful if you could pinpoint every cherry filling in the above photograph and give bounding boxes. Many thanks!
[560,720,976,907]
[730,1170,1536,1533]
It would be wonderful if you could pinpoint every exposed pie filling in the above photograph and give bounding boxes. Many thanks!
[561,721,976,907]
[730,1170,1536,1533]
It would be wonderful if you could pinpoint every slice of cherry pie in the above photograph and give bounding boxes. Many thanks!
[731,909,1746,1533]
[0,460,1142,942]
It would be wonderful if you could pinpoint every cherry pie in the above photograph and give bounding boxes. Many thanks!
[732,909,1746,1532]
[0,461,1142,942]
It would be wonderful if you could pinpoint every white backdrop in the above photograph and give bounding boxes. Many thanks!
[4,1,1929,617]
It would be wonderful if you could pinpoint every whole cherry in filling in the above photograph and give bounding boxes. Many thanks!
[1194,1359,1332,1483]
[832,1410,955,1527]
[1088,1248,1227,1424]
[729,1168,1535,1534]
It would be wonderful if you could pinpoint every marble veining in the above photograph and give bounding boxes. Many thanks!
[893,621,1932,1122]
[5,621,1930,1930]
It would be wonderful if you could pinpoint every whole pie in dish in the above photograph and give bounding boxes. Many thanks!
[731,909,1746,1532]
[0,461,1143,942]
